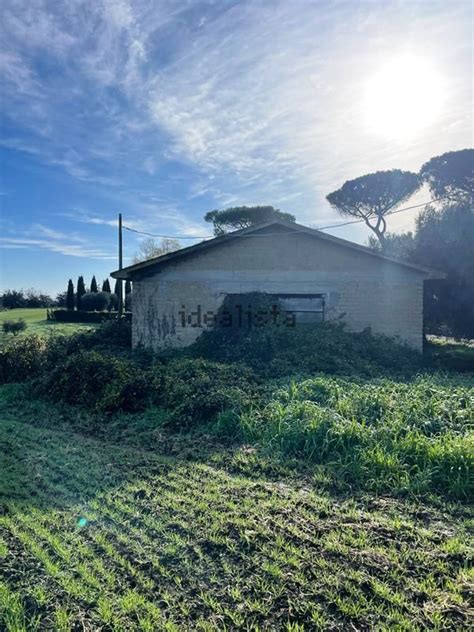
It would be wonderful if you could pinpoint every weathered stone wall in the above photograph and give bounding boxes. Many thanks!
[131,230,425,351]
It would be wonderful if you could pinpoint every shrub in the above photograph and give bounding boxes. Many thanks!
[81,292,111,311]
[156,358,259,428]
[0,335,47,383]
[191,318,423,378]
[35,350,150,413]
[0,321,133,387]
[2,319,27,336]
[47,309,120,323]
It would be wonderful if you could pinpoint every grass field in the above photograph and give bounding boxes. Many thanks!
[0,386,472,631]
[0,309,98,343]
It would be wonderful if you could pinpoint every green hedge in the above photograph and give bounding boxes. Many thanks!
[47,309,131,323]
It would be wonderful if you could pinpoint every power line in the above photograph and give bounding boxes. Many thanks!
[123,226,209,239]
[122,197,447,240]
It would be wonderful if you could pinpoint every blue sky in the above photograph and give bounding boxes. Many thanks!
[0,0,472,295]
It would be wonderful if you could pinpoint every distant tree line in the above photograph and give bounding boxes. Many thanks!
[0,289,55,309]
[1,276,132,313]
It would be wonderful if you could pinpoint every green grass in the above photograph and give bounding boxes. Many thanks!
[0,386,472,630]
[0,308,98,343]
[237,373,473,499]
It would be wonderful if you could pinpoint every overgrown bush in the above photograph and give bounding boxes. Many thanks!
[2,319,27,336]
[191,315,423,378]
[35,350,150,413]
[156,358,259,428]
[0,336,47,383]
[0,321,132,387]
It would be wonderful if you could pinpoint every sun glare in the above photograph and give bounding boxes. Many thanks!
[364,55,445,140]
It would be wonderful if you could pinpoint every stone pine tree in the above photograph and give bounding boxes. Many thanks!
[66,279,75,311]
[205,206,296,235]
[421,148,473,203]
[90,276,98,293]
[326,170,421,250]
[102,278,111,292]
[77,276,86,310]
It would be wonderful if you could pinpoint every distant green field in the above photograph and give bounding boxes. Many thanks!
[0,308,98,343]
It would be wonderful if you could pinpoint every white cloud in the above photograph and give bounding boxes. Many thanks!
[0,0,472,236]
[0,219,116,259]
[0,236,115,259]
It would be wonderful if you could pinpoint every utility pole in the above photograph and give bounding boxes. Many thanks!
[118,212,123,318]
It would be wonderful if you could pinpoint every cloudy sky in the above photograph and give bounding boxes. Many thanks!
[0,0,472,294]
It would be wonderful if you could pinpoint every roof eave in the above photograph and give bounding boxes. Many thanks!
[110,220,447,280]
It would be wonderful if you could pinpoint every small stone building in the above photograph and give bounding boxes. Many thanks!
[111,220,444,352]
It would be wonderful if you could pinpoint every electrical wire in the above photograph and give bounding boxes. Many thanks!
[122,197,447,240]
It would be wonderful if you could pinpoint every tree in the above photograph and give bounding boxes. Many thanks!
[205,206,296,235]
[77,276,86,310]
[113,279,121,297]
[368,202,474,338]
[56,291,67,307]
[102,278,111,293]
[90,276,98,293]
[133,238,180,264]
[81,292,110,311]
[326,170,421,249]
[109,293,119,311]
[66,279,75,311]
[367,232,416,260]
[24,289,53,307]
[125,280,132,295]
[1,290,26,309]
[413,202,474,338]
[421,149,473,203]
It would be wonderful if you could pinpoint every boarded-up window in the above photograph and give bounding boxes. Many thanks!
[276,295,325,324]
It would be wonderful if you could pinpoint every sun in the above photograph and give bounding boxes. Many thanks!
[363,55,445,140]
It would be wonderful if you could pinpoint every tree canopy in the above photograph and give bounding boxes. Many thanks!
[66,279,75,311]
[77,276,86,310]
[204,206,296,235]
[368,201,474,338]
[414,202,474,338]
[102,278,111,293]
[133,238,180,264]
[326,170,421,249]
[420,148,473,202]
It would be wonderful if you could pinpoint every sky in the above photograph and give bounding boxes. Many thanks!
[0,0,472,295]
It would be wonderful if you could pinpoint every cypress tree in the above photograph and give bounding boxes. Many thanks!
[114,279,120,296]
[125,280,132,295]
[102,278,111,293]
[66,279,75,311]
[77,276,86,310]
[90,275,98,293]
